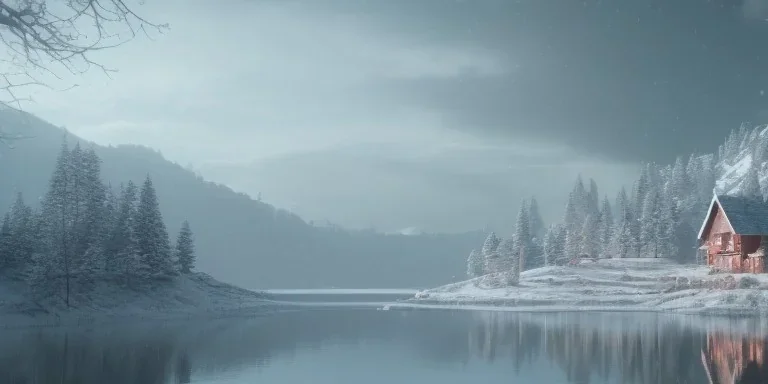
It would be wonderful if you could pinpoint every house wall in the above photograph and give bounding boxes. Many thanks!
[704,207,767,273]
[705,208,735,265]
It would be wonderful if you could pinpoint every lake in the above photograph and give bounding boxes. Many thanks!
[2,305,768,383]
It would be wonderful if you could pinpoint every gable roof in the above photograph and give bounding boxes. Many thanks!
[697,193,768,239]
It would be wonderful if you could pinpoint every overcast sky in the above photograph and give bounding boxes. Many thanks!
[11,0,768,232]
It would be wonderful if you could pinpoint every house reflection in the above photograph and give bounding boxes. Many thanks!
[702,332,768,384]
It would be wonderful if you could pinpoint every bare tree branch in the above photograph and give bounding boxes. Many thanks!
[0,0,167,145]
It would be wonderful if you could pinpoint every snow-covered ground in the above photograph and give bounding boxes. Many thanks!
[407,258,768,316]
[0,273,281,329]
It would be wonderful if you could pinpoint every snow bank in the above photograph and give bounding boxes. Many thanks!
[0,273,282,329]
[408,258,768,316]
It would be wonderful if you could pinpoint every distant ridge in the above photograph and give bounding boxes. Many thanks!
[0,110,484,289]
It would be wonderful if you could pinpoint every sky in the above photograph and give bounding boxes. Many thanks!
[7,0,768,233]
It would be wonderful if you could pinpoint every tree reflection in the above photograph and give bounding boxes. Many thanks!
[465,312,768,384]
[0,310,765,384]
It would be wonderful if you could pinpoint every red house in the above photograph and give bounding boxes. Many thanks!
[697,194,768,273]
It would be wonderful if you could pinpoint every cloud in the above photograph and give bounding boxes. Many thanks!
[15,0,511,166]
[742,0,768,20]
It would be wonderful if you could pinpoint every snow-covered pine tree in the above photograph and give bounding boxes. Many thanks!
[106,181,141,280]
[7,193,36,271]
[587,178,599,218]
[740,160,762,201]
[597,196,613,258]
[562,192,582,261]
[0,214,11,269]
[543,225,558,266]
[640,187,663,258]
[496,238,516,272]
[572,176,588,225]
[513,200,532,269]
[466,249,485,278]
[528,197,545,241]
[563,193,577,230]
[580,213,599,258]
[39,139,78,304]
[611,188,634,259]
[481,232,501,259]
[68,142,85,259]
[660,199,684,261]
[632,164,650,216]
[175,220,195,273]
[564,225,581,261]
[526,241,545,270]
[668,156,689,205]
[135,176,175,279]
[75,148,108,282]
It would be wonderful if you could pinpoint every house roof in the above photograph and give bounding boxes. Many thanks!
[697,193,768,239]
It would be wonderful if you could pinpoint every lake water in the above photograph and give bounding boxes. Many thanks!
[3,306,768,383]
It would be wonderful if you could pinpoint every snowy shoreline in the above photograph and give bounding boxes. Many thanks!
[0,273,286,329]
[406,258,768,316]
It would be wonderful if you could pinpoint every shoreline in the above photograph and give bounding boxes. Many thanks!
[0,273,291,329]
[405,258,768,317]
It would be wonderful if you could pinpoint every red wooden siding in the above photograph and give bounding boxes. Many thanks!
[702,203,766,273]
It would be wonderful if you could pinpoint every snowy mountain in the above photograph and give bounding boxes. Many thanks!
[713,124,768,197]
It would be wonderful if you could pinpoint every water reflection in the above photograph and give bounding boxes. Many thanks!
[0,310,767,383]
[702,331,768,384]
[467,311,768,384]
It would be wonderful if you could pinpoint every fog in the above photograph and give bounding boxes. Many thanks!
[3,0,768,279]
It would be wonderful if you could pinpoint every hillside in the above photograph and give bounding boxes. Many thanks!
[0,111,484,289]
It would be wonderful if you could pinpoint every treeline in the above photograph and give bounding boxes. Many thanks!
[467,126,741,281]
[466,198,546,285]
[0,141,196,306]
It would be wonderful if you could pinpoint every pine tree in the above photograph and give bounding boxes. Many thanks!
[74,147,107,281]
[740,160,762,200]
[175,220,195,273]
[564,226,581,261]
[660,200,683,261]
[632,165,650,217]
[639,187,663,258]
[481,232,501,259]
[543,225,558,266]
[597,196,613,258]
[39,139,74,305]
[8,193,36,271]
[0,214,11,269]
[466,249,485,278]
[668,156,689,205]
[106,181,139,278]
[564,193,579,234]
[611,188,634,259]
[572,176,588,225]
[496,238,516,273]
[587,178,599,217]
[135,176,175,279]
[513,200,531,269]
[506,247,521,286]
[528,197,545,241]
[580,213,600,258]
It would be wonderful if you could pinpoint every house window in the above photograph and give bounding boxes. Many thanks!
[720,233,734,252]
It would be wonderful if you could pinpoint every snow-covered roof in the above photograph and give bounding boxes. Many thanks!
[697,193,768,239]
